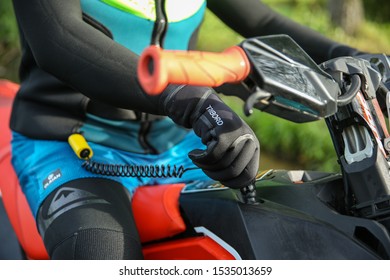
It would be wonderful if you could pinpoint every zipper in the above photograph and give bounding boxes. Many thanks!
[138,114,158,154]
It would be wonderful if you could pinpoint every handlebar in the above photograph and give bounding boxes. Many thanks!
[137,35,390,217]
[137,45,251,95]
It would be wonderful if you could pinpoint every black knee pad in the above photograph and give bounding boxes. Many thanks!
[49,227,143,260]
[37,178,143,259]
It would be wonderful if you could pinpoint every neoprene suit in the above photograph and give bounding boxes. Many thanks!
[11,0,358,143]
[10,0,359,259]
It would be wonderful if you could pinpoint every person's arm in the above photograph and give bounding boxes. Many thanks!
[207,0,359,63]
[12,0,161,113]
[13,0,260,188]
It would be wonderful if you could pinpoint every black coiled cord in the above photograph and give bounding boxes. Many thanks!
[82,160,197,178]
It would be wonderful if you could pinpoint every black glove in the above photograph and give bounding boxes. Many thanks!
[160,85,260,188]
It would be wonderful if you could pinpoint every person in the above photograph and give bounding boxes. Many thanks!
[10,0,363,260]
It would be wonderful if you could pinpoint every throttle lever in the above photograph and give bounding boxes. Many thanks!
[244,88,271,116]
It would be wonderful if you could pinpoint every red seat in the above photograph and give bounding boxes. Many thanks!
[0,80,48,259]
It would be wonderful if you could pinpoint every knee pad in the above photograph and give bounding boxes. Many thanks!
[49,227,143,259]
[37,178,143,259]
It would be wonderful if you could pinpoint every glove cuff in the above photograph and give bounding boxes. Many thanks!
[160,85,222,128]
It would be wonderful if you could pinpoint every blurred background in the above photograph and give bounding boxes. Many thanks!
[1,0,389,172]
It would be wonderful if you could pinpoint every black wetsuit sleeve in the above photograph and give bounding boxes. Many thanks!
[12,0,161,114]
[207,0,359,63]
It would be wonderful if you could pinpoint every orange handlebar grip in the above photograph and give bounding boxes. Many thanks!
[137,45,251,95]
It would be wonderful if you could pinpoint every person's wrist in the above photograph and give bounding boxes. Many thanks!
[161,85,220,128]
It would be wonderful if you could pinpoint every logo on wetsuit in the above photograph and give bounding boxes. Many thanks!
[206,105,224,126]
[43,169,62,189]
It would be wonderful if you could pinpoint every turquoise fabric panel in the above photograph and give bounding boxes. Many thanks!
[81,114,190,154]
[80,0,206,54]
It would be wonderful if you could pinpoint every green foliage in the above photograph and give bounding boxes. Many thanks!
[363,0,390,22]
[198,1,390,53]
[260,0,390,54]
[197,10,242,51]
[0,1,18,45]
[0,0,20,81]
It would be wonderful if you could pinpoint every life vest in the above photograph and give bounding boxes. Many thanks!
[80,0,207,54]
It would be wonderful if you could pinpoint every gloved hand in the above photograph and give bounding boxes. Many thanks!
[160,85,260,188]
